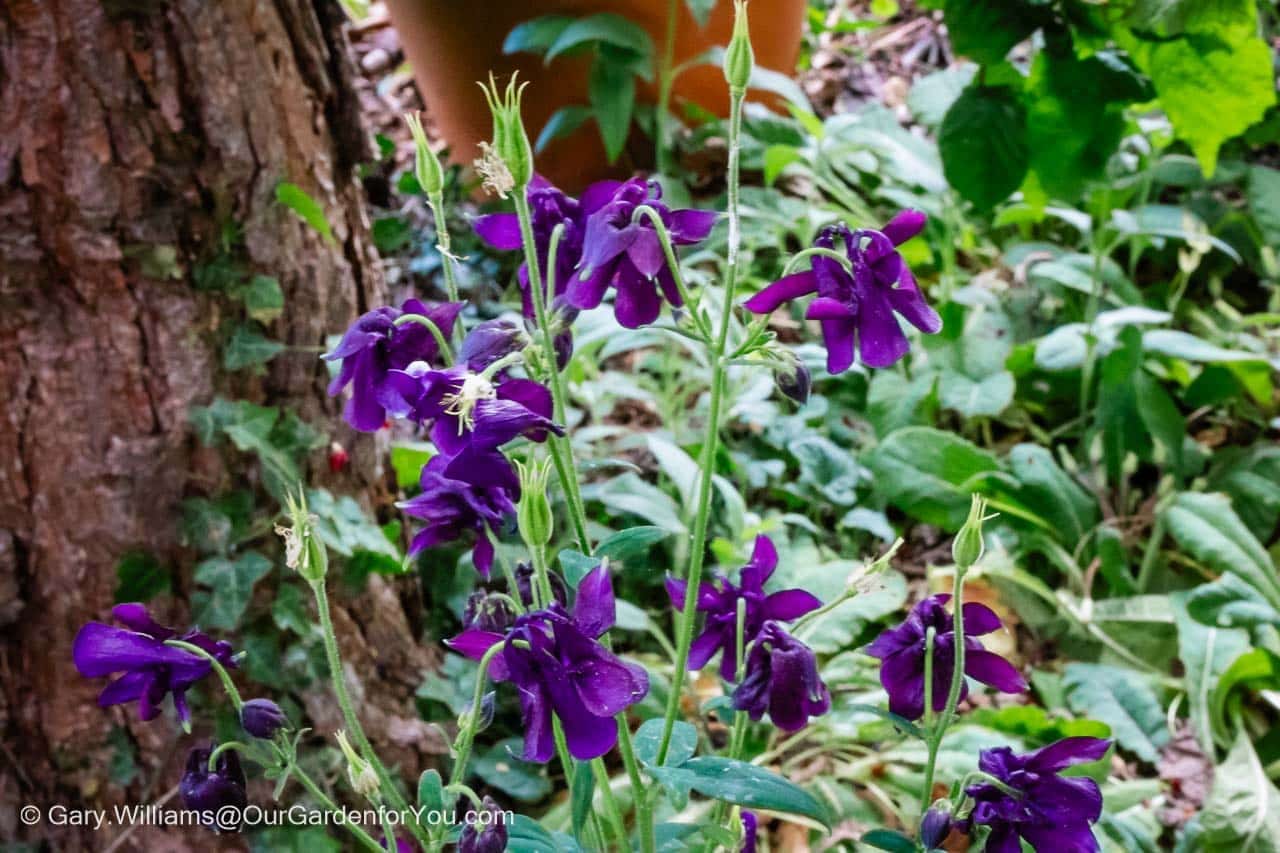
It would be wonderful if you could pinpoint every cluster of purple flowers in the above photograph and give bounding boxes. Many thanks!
[73,605,288,831]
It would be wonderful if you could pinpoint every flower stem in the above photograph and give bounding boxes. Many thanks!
[449,642,503,786]
[164,639,244,712]
[427,190,460,302]
[616,716,655,853]
[514,199,592,554]
[285,761,385,851]
[655,86,747,767]
[310,578,429,846]
[918,568,967,814]
[393,313,455,366]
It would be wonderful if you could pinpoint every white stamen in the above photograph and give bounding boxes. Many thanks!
[442,372,497,433]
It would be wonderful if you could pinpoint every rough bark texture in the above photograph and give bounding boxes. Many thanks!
[0,0,440,848]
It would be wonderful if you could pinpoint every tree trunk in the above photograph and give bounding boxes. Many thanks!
[0,1,439,848]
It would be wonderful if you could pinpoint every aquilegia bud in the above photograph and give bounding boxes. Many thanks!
[405,112,444,196]
[515,457,555,549]
[952,494,988,572]
[180,746,247,833]
[723,0,754,91]
[335,730,380,799]
[920,802,953,850]
[458,796,509,853]
[240,698,288,739]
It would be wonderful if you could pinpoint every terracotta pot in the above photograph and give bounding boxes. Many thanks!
[386,0,808,190]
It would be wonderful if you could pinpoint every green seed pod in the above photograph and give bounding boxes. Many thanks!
[404,112,444,196]
[516,457,554,549]
[952,494,988,572]
[723,0,755,91]
[278,493,327,584]
[499,76,535,190]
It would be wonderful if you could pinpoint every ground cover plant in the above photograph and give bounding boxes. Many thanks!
[48,0,1280,851]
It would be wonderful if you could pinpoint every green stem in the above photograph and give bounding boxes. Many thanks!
[514,202,592,554]
[287,762,384,851]
[615,718,655,853]
[591,758,629,846]
[919,569,968,814]
[656,86,747,767]
[427,191,460,302]
[393,313,454,366]
[311,579,428,846]
[165,640,244,712]
[632,205,711,339]
[206,740,253,772]
[449,642,504,786]
[655,0,680,173]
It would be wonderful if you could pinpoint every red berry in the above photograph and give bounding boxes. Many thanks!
[328,442,349,473]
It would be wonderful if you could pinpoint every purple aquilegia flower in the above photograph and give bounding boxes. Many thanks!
[515,560,568,609]
[743,212,941,372]
[732,621,830,731]
[73,603,235,725]
[457,317,526,372]
[920,805,953,850]
[180,745,248,833]
[447,565,649,761]
[240,698,288,739]
[864,594,1028,721]
[566,177,717,328]
[464,590,518,634]
[458,796,509,853]
[665,535,821,681]
[964,737,1112,853]
[397,454,517,577]
[741,811,758,853]
[324,299,464,431]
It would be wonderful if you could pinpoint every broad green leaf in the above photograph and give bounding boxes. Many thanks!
[763,144,803,184]
[536,106,594,153]
[1119,4,1275,175]
[472,739,552,803]
[943,0,1042,65]
[866,427,1000,530]
[645,757,831,826]
[1199,732,1280,852]
[506,814,562,853]
[1186,572,1280,631]
[1133,371,1185,474]
[589,54,636,163]
[390,441,433,489]
[1164,492,1280,610]
[789,435,863,506]
[645,434,698,508]
[504,15,574,55]
[1006,443,1099,545]
[275,182,334,242]
[634,718,697,767]
[193,551,273,630]
[861,829,917,853]
[114,552,170,603]
[907,64,976,128]
[1142,330,1267,364]
[545,13,654,63]
[223,324,284,372]
[967,704,1111,747]
[1172,592,1250,754]
[1212,649,1280,744]
[1248,165,1280,245]
[1063,663,1167,762]
[595,526,671,563]
[239,275,284,323]
[582,473,687,534]
[939,85,1029,210]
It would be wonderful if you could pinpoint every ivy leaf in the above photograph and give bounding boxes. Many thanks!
[192,552,273,630]
[223,324,284,372]
[239,275,284,324]
[1063,663,1167,762]
[939,85,1029,210]
[114,552,170,603]
[1119,3,1275,175]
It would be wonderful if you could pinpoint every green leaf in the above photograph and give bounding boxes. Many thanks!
[223,324,284,372]
[861,829,918,853]
[307,488,400,560]
[789,435,863,506]
[536,105,594,153]
[589,54,636,164]
[1063,663,1168,762]
[595,526,671,563]
[634,718,697,767]
[800,570,907,654]
[1164,492,1280,610]
[1213,649,1280,744]
[1248,165,1280,245]
[943,0,1042,65]
[271,583,313,636]
[939,85,1029,210]
[1172,592,1250,754]
[417,768,444,812]
[865,427,1000,530]
[1006,443,1099,545]
[114,552,170,604]
[192,551,273,630]
[545,13,654,63]
[472,739,552,803]
[685,0,716,26]
[1119,4,1275,175]
[763,144,803,184]
[1133,371,1186,474]
[372,215,414,254]
[239,275,284,323]
[645,757,831,826]
[1187,572,1280,631]
[504,15,575,55]
[275,182,334,242]
[1200,732,1280,852]
[907,65,977,128]
[967,704,1111,747]
[570,760,595,837]
[390,441,434,490]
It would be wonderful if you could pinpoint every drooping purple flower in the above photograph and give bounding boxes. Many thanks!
[566,177,717,329]
[963,737,1112,853]
[180,745,248,832]
[732,621,830,731]
[744,212,941,372]
[665,535,821,681]
[397,454,518,577]
[324,299,464,431]
[447,565,649,761]
[457,317,527,372]
[864,594,1028,722]
[72,603,236,725]
[515,560,567,609]
[741,811,758,853]
[457,796,509,853]
[464,590,518,634]
[240,698,288,739]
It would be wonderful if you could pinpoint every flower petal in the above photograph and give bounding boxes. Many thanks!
[668,208,718,243]
[964,648,1029,695]
[763,589,823,621]
[888,268,943,334]
[743,272,818,313]
[1027,737,1112,773]
[819,318,858,374]
[881,209,927,246]
[573,564,616,638]
[472,213,523,250]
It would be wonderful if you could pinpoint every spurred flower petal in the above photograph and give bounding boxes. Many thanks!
[573,564,616,639]
[881,208,927,246]
[473,213,523,250]
[743,271,818,313]
[669,208,718,243]
[763,589,823,621]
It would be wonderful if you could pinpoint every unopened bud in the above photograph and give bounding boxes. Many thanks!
[334,730,380,799]
[775,359,811,405]
[952,494,989,572]
[404,112,444,196]
[920,802,953,850]
[723,0,755,91]
[515,457,554,548]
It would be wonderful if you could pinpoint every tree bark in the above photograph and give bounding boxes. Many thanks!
[0,1,439,848]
